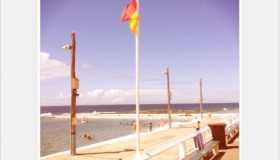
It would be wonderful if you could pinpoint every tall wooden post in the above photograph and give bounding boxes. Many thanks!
[70,31,77,155]
[165,67,172,128]
[62,31,78,155]
[199,78,203,119]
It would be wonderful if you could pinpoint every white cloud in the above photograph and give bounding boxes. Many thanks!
[86,89,104,98]
[82,63,91,69]
[40,52,70,80]
[103,89,134,104]
[40,88,176,105]
[103,89,133,98]
[40,87,239,106]
[56,93,70,99]
[78,93,84,98]
[111,98,125,104]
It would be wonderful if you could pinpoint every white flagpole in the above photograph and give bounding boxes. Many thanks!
[135,0,140,158]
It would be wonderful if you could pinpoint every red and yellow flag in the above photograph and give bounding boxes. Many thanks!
[121,0,139,35]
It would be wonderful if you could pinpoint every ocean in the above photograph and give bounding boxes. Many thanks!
[41,103,239,115]
[40,103,238,157]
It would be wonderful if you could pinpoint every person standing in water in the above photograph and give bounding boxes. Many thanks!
[160,119,164,127]
[149,122,153,132]
[139,121,142,132]
[132,121,136,133]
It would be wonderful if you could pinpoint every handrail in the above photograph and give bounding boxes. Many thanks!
[219,114,239,129]
[137,126,212,160]
[139,133,197,160]
[137,114,239,160]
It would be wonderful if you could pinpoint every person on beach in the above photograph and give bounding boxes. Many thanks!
[133,121,136,132]
[139,121,142,132]
[149,122,153,132]
[208,111,212,119]
[196,121,200,131]
[160,119,164,127]
[82,117,88,123]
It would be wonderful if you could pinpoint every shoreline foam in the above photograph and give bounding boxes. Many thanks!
[47,111,238,120]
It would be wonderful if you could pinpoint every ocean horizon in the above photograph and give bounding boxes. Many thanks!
[41,103,239,116]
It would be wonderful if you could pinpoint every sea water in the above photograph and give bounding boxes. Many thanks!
[41,117,175,157]
[40,103,239,116]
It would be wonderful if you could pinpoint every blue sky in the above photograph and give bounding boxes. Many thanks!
[40,0,239,106]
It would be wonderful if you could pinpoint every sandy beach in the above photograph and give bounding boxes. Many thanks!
[43,111,238,120]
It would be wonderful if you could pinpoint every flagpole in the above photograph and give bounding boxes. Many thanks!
[135,0,140,158]
[135,34,140,158]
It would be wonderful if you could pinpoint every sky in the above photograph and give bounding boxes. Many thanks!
[40,0,239,106]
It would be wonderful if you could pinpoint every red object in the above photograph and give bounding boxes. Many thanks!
[208,123,227,127]
[121,0,137,22]
[208,122,227,149]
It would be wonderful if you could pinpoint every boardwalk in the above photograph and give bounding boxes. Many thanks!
[41,114,239,160]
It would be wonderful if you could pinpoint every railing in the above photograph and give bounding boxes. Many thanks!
[138,127,212,160]
[137,114,239,160]
[219,114,239,129]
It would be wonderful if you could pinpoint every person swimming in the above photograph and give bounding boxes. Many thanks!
[86,134,91,140]
[83,134,91,140]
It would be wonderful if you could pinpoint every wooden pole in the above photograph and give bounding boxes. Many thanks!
[199,78,203,119]
[166,67,171,128]
[70,31,77,155]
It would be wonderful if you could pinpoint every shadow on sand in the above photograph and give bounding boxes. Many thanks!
[204,132,239,160]
[76,148,137,156]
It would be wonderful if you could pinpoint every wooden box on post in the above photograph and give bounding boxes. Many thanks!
[72,78,79,89]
